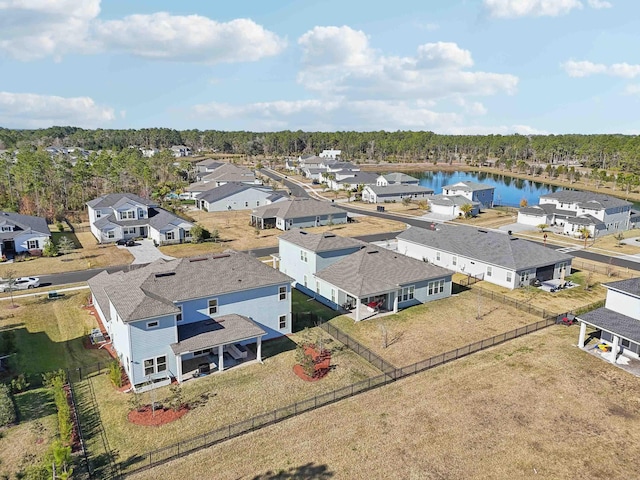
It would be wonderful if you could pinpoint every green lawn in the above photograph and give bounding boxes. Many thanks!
[291,289,341,331]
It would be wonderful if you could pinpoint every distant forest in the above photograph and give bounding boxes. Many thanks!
[1,126,640,172]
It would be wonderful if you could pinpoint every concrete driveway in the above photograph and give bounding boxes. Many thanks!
[118,238,175,265]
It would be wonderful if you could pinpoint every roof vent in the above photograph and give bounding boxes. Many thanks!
[154,272,176,278]
[477,229,487,233]
[300,231,308,235]
[212,254,231,260]
[323,233,336,238]
[367,250,379,254]
[189,257,208,262]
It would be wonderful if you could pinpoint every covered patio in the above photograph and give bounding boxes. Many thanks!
[171,314,266,382]
[339,290,399,322]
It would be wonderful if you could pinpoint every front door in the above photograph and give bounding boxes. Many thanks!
[139,226,147,237]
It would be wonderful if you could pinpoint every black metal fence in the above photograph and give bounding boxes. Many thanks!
[117,315,559,477]
[572,259,638,279]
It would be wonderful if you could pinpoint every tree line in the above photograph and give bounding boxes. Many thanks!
[1,127,640,173]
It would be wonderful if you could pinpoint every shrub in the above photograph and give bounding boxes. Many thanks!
[56,236,76,255]
[166,384,184,411]
[55,221,65,232]
[42,239,59,257]
[43,370,73,444]
[190,224,211,243]
[108,360,122,388]
[10,373,29,394]
[0,384,16,427]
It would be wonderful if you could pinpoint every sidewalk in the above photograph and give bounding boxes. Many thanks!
[0,285,89,301]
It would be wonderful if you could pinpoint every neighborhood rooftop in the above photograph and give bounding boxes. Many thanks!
[0,211,50,236]
[541,190,632,209]
[315,245,452,297]
[198,182,262,203]
[443,181,495,191]
[279,229,365,253]
[365,184,434,196]
[578,308,640,344]
[397,224,573,271]
[603,277,640,297]
[382,172,419,183]
[251,198,346,219]
[86,193,157,209]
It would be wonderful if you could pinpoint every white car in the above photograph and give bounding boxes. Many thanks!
[0,277,40,292]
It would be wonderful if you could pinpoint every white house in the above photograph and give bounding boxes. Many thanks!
[428,195,480,218]
[319,149,341,159]
[0,212,51,257]
[250,198,348,231]
[322,171,379,191]
[196,183,286,212]
[442,181,495,209]
[279,230,453,321]
[362,185,434,203]
[194,163,259,185]
[397,224,573,290]
[88,251,293,391]
[87,193,194,245]
[517,191,632,238]
[376,173,420,186]
[170,145,191,157]
[194,158,223,174]
[577,278,640,363]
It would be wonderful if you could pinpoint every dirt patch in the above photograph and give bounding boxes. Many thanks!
[293,346,331,382]
[128,404,190,426]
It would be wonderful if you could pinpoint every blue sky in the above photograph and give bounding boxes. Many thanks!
[0,0,638,134]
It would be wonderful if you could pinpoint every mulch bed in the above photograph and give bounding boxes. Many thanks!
[128,404,190,426]
[293,345,331,382]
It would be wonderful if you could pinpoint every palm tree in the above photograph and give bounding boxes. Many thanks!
[459,203,473,218]
[578,226,591,248]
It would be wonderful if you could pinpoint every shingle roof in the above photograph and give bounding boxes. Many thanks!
[442,181,495,192]
[366,184,434,196]
[87,193,156,209]
[382,172,419,184]
[604,278,640,298]
[147,208,194,231]
[0,212,50,236]
[397,224,573,271]
[88,251,293,322]
[540,191,632,209]
[578,307,640,343]
[195,159,223,168]
[429,195,479,207]
[170,314,266,354]
[315,245,452,297]
[198,183,256,203]
[336,171,378,185]
[279,230,365,253]
[565,214,605,227]
[200,164,256,183]
[251,198,346,220]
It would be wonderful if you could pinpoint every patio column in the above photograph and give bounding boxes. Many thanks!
[257,337,262,363]
[393,294,398,313]
[610,335,620,364]
[218,345,224,371]
[176,353,183,383]
[355,297,361,322]
[578,321,587,348]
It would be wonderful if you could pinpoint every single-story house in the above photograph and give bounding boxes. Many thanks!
[88,251,293,391]
[397,224,573,289]
[250,198,347,231]
[278,230,453,321]
[195,183,286,212]
[87,193,194,245]
[362,184,433,203]
[442,181,495,209]
[577,278,640,363]
[376,173,420,186]
[195,163,259,185]
[324,171,379,191]
[319,149,341,159]
[0,212,52,256]
[194,159,223,174]
[428,194,481,218]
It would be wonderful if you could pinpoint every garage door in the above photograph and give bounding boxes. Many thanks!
[536,264,555,282]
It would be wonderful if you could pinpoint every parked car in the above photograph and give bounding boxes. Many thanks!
[0,277,40,292]
[116,238,136,247]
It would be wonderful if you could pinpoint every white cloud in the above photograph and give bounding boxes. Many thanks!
[298,26,372,66]
[483,0,583,18]
[587,0,612,8]
[562,60,640,78]
[416,42,473,69]
[625,84,640,95]
[445,124,549,135]
[0,0,100,60]
[93,13,286,63]
[0,92,115,127]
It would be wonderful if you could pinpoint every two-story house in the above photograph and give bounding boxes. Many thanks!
[87,193,194,245]
[375,173,420,186]
[88,251,294,391]
[0,212,51,257]
[517,191,632,237]
[442,181,495,209]
[279,230,453,321]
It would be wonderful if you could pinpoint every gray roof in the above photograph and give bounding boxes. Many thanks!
[578,307,640,344]
[87,193,157,209]
[315,245,453,297]
[540,191,632,210]
[604,278,640,298]
[565,214,605,227]
[251,198,346,220]
[366,184,433,196]
[300,156,324,165]
[279,230,365,253]
[382,173,419,184]
[266,192,286,202]
[429,195,479,207]
[303,167,325,174]
[198,183,269,203]
[170,314,266,354]
[330,162,357,170]
[336,171,378,186]
[520,203,578,218]
[195,159,223,168]
[88,251,293,322]
[147,207,194,231]
[442,181,495,192]
[0,212,51,236]
[200,164,256,183]
[397,224,573,271]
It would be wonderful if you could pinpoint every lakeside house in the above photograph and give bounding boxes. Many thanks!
[361,184,434,203]
[250,198,347,231]
[442,181,495,209]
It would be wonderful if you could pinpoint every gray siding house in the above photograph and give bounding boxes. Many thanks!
[0,212,51,257]
[196,183,286,212]
[442,181,495,209]
[251,198,348,231]
[362,184,433,203]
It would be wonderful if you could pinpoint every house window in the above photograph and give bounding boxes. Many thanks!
[506,271,512,283]
[208,299,218,315]
[256,201,260,206]
[487,266,492,277]
[452,256,457,266]
[27,240,40,249]
[107,230,115,239]
[176,306,183,322]
[143,356,167,376]
[300,250,308,262]
[166,231,175,241]
[245,201,249,207]
[427,280,444,296]
[184,230,191,239]
[156,356,167,372]
[436,252,441,261]
[399,285,415,302]
[279,286,287,301]
[119,211,135,220]
[146,321,159,329]
[279,315,287,330]
[143,359,154,376]
[123,227,136,235]
[303,275,308,287]
[95,210,101,218]
[331,289,336,303]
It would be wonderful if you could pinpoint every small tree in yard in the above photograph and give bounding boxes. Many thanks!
[578,227,591,248]
[0,383,16,427]
[3,268,17,308]
[56,236,76,255]
[166,384,184,411]
[190,224,211,243]
[108,360,123,387]
[460,203,473,218]
[614,232,624,247]
[42,238,58,257]
[402,197,412,208]
[537,223,549,233]
[519,198,528,208]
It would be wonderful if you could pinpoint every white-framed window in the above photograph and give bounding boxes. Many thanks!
[506,271,512,283]
[300,250,308,262]
[166,231,175,241]
[27,240,40,249]
[208,299,218,315]
[436,251,441,261]
[520,270,530,284]
[427,280,445,296]
[176,305,183,322]
[279,315,287,329]
[123,227,136,235]
[146,320,159,329]
[399,285,415,302]
[331,289,336,303]
[107,230,115,239]
[487,266,492,277]
[95,210,101,218]
[452,256,457,266]
[184,230,191,238]
[303,275,308,287]
[119,210,135,220]
[143,356,167,376]
[156,355,167,372]
[279,286,287,301]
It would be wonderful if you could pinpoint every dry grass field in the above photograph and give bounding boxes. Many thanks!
[451,207,518,229]
[159,209,405,257]
[130,327,640,480]
[344,200,428,217]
